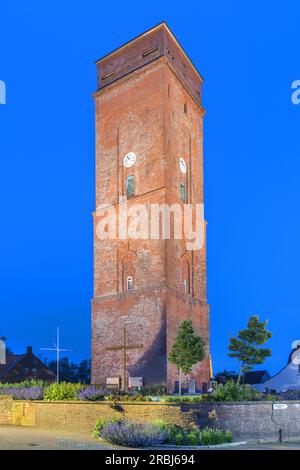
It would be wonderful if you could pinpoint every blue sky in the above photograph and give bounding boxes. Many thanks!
[0,0,299,375]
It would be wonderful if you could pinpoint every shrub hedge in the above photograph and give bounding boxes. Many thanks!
[93,418,233,447]
[0,380,284,402]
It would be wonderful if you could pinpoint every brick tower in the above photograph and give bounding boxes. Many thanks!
[92,23,210,392]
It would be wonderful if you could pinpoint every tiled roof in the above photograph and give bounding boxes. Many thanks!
[0,354,26,378]
[243,370,270,385]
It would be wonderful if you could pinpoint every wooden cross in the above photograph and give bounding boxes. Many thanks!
[106,327,143,392]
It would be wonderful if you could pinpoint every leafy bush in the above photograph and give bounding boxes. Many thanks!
[199,427,233,445]
[105,393,152,402]
[0,379,46,389]
[151,420,233,446]
[0,387,44,400]
[95,419,233,448]
[260,393,277,401]
[43,382,82,401]
[139,384,166,396]
[153,421,185,443]
[203,380,262,402]
[77,386,108,401]
[162,395,203,403]
[99,421,168,448]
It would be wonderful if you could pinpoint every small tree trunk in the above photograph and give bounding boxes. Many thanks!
[179,368,182,396]
[237,364,243,385]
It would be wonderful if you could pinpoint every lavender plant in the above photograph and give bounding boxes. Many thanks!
[100,421,168,447]
[0,387,44,400]
[77,385,109,401]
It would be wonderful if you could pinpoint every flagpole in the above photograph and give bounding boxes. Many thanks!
[57,327,59,384]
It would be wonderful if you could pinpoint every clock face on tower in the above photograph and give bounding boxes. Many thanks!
[123,152,136,168]
[179,157,187,174]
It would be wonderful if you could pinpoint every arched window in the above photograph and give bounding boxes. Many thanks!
[180,181,186,203]
[126,175,134,197]
[182,258,191,295]
[127,276,133,290]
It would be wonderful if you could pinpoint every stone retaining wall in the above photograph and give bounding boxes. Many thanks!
[184,401,300,443]
[1,396,300,443]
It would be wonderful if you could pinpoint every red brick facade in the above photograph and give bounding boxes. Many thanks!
[92,23,210,392]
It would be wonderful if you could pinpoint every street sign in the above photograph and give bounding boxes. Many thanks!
[273,403,288,410]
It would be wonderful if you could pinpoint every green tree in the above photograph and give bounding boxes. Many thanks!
[228,316,272,384]
[169,320,205,395]
[75,359,91,384]
[48,357,77,382]
[47,357,91,383]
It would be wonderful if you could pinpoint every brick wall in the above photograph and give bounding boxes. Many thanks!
[92,23,210,392]
[5,400,194,433]
[192,401,300,443]
[0,396,13,425]
[2,398,300,442]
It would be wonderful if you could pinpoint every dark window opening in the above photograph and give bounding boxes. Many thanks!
[102,71,116,81]
[143,47,158,57]
[180,181,186,203]
[126,175,135,197]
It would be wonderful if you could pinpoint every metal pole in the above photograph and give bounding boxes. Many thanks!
[57,327,59,384]
[40,327,71,384]
[122,327,126,393]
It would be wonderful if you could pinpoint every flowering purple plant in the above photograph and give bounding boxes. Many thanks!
[0,387,44,400]
[77,386,108,401]
[100,421,168,447]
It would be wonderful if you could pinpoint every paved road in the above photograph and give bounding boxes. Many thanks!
[1,426,300,450]
[234,442,300,450]
[0,426,115,450]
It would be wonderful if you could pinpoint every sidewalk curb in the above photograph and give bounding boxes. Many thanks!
[154,441,248,449]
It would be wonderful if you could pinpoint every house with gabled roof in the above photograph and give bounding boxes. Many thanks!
[0,346,56,383]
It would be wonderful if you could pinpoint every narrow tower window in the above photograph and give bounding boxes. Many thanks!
[143,47,158,57]
[126,175,134,197]
[180,181,186,203]
[127,276,133,290]
[183,279,188,293]
[184,102,187,114]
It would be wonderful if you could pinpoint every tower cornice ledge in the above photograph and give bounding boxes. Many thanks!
[94,22,204,107]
